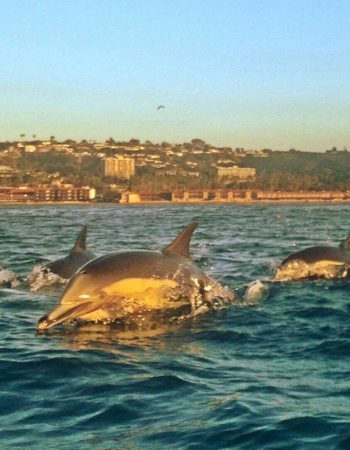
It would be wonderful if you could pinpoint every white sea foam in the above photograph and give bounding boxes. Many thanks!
[243,280,268,304]
[0,267,20,288]
[27,264,66,291]
[273,259,348,281]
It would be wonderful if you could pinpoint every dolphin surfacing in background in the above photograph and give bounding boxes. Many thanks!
[37,223,234,331]
[274,233,350,281]
[44,225,95,279]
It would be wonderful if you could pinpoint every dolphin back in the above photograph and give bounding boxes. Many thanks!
[282,246,348,265]
[44,225,95,279]
[46,250,95,279]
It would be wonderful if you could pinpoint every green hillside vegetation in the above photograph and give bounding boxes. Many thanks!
[244,150,350,190]
[12,151,103,186]
[2,144,350,193]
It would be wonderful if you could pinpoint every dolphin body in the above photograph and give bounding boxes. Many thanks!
[274,233,350,281]
[37,223,234,331]
[44,225,95,279]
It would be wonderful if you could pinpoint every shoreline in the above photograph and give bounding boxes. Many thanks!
[2,199,350,206]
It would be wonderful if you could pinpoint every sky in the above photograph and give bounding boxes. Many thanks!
[1,0,349,151]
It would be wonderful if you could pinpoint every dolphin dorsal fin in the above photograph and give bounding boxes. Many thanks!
[162,222,198,258]
[71,225,87,252]
[339,233,350,249]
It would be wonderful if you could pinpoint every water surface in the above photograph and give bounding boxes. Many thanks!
[1,204,349,449]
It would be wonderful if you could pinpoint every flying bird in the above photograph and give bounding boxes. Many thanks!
[157,105,165,110]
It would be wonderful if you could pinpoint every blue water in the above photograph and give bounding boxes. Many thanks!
[1,204,350,449]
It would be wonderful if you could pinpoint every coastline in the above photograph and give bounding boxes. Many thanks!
[2,198,350,206]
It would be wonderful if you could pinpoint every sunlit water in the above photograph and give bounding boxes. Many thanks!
[1,203,349,449]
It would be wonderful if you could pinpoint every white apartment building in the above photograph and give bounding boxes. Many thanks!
[104,156,135,179]
[217,165,256,181]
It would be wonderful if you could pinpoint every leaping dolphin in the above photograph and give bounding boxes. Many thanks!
[44,225,95,279]
[274,233,350,281]
[37,223,234,331]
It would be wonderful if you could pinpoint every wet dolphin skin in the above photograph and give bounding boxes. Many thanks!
[37,223,233,330]
[274,233,350,280]
[44,225,95,279]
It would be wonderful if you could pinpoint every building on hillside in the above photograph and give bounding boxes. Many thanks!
[217,165,256,182]
[0,185,96,202]
[103,156,135,179]
[0,166,16,178]
[24,145,37,153]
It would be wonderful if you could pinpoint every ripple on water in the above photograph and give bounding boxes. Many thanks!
[0,204,350,449]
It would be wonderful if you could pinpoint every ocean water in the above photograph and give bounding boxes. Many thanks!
[0,203,350,449]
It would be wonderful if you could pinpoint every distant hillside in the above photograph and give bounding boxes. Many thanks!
[1,140,349,193]
[243,150,350,190]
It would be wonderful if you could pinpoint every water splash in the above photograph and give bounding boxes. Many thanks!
[243,279,269,304]
[27,264,66,291]
[0,267,20,288]
[274,259,349,281]
[38,275,235,332]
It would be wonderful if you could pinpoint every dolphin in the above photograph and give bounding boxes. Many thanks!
[274,233,350,281]
[37,223,234,331]
[44,225,95,279]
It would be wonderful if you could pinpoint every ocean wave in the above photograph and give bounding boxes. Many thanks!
[1,204,350,449]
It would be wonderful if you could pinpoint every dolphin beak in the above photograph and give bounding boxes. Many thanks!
[36,295,111,331]
[36,314,53,331]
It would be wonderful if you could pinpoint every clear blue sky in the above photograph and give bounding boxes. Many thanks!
[1,0,349,151]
